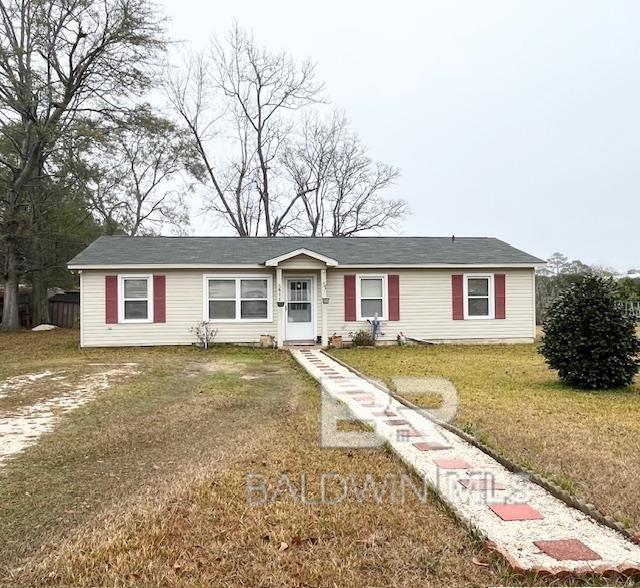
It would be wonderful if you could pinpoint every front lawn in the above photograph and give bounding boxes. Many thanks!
[2,330,636,587]
[0,331,514,587]
[331,343,640,533]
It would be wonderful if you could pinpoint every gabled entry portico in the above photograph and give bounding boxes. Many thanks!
[284,276,315,341]
[265,248,336,347]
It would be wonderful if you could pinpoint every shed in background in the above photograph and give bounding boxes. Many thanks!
[48,290,80,329]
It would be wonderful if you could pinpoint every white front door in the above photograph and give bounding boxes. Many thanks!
[285,278,315,341]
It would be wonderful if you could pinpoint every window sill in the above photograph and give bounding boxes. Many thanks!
[356,316,388,322]
[463,315,494,320]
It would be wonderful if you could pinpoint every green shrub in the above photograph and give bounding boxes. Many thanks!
[539,275,640,389]
[350,329,374,347]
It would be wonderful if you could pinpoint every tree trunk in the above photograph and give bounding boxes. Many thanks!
[31,271,49,327]
[1,221,21,331]
[30,210,50,327]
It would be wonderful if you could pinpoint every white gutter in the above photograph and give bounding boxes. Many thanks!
[69,262,544,270]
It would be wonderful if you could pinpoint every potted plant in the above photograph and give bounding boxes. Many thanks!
[260,334,274,348]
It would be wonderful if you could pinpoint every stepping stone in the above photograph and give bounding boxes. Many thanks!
[458,478,506,491]
[372,410,396,417]
[489,503,544,521]
[433,458,471,470]
[385,419,409,426]
[533,539,601,561]
[413,441,451,451]
[397,429,424,438]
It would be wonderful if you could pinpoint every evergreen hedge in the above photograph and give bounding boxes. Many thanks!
[539,275,640,389]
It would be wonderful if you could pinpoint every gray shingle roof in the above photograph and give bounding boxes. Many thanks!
[68,236,544,267]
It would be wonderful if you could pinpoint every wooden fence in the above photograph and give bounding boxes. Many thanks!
[620,300,640,320]
[0,289,80,329]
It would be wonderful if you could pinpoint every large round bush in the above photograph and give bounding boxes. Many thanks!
[539,275,640,389]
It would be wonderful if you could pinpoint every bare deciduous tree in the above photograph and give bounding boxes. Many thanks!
[167,25,406,239]
[166,24,323,236]
[0,0,165,330]
[89,106,191,235]
[283,112,405,236]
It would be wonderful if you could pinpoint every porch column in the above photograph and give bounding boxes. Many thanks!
[276,266,284,347]
[320,268,328,347]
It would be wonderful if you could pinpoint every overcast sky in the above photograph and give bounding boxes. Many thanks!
[161,0,639,271]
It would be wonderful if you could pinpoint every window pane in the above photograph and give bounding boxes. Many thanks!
[124,279,148,299]
[361,299,383,318]
[241,279,268,299]
[209,280,236,299]
[288,302,311,323]
[360,278,382,298]
[288,280,309,302]
[468,297,489,316]
[124,300,148,320]
[468,278,489,297]
[241,300,268,319]
[209,300,236,319]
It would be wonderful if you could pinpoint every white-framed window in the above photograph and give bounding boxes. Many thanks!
[204,275,272,322]
[119,275,153,323]
[356,274,388,320]
[464,274,494,319]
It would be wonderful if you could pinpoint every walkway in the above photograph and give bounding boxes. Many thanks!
[291,348,640,576]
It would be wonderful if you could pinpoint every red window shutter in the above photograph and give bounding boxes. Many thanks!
[388,274,400,321]
[494,273,506,319]
[344,275,356,321]
[452,274,464,320]
[105,275,118,324]
[153,275,166,323]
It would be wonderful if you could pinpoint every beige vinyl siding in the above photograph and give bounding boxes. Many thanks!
[325,268,535,342]
[81,269,277,347]
[80,266,535,347]
[277,255,327,270]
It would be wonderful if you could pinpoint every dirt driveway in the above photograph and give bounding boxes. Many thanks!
[0,364,139,467]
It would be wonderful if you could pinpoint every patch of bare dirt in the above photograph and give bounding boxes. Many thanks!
[0,364,140,468]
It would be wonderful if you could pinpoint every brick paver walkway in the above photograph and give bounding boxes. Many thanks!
[292,348,640,576]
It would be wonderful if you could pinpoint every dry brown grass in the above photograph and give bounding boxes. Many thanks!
[401,392,443,409]
[0,330,634,587]
[0,331,500,587]
[332,343,640,533]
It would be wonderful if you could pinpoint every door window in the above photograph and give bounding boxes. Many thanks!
[287,280,312,323]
